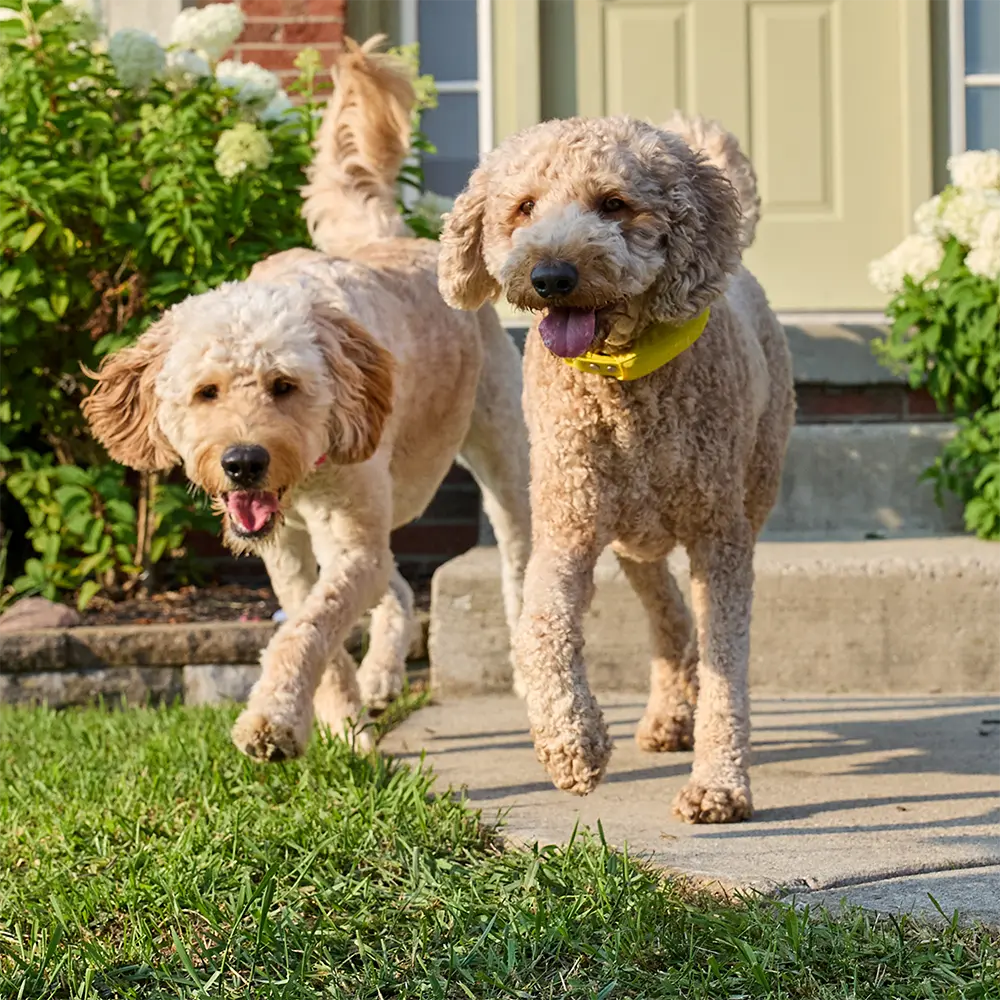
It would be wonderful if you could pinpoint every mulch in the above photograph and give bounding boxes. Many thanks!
[84,585,281,626]
[82,580,432,627]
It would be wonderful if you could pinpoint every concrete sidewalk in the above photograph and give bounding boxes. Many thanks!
[383,694,1000,924]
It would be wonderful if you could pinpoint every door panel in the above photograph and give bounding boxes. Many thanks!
[574,0,932,311]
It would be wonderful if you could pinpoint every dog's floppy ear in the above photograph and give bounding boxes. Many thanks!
[438,160,501,310]
[81,317,179,471]
[647,131,743,320]
[313,305,395,464]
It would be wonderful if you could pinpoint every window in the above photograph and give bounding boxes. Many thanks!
[950,0,1000,152]
[402,0,493,198]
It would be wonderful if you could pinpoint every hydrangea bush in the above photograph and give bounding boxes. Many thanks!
[869,150,1000,540]
[0,0,447,607]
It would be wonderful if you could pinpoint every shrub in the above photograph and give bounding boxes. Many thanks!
[0,0,446,607]
[869,150,1000,540]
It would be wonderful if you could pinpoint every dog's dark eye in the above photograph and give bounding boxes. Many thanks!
[518,199,535,217]
[600,197,628,214]
[196,385,218,402]
[271,378,296,398]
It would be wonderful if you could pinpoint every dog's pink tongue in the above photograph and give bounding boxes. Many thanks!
[226,491,278,533]
[538,308,597,358]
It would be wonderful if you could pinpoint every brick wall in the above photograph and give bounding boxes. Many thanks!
[191,0,346,85]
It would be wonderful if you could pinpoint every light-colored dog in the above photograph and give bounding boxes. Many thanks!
[438,113,794,823]
[83,39,530,760]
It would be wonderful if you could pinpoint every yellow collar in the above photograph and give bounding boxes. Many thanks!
[563,308,710,381]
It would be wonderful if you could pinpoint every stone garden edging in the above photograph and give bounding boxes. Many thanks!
[0,613,430,708]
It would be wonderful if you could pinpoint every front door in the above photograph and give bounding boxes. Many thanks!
[573,0,932,311]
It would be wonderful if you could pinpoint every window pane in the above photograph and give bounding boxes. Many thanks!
[418,0,477,81]
[965,0,1000,75]
[966,86,1000,150]
[421,92,479,196]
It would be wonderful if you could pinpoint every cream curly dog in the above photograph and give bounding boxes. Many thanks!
[439,113,794,823]
[83,39,530,761]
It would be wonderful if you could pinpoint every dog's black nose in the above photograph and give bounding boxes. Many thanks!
[530,260,579,298]
[221,444,270,487]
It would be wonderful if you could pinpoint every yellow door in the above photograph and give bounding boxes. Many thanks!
[574,0,932,311]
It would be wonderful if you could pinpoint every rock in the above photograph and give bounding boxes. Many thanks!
[0,666,182,708]
[183,664,261,706]
[0,596,82,633]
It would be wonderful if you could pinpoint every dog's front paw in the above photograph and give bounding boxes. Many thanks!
[231,710,308,763]
[356,663,403,711]
[636,701,695,752]
[532,718,613,796]
[672,782,753,824]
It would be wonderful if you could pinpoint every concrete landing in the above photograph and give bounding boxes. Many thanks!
[383,694,1000,924]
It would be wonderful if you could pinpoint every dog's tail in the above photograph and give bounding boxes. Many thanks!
[662,111,761,249]
[301,35,416,255]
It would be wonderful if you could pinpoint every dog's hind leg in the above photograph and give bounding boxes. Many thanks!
[356,563,414,710]
[457,311,531,690]
[615,553,698,752]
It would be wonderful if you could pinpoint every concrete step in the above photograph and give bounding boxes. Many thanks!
[430,538,1000,698]
[765,423,963,537]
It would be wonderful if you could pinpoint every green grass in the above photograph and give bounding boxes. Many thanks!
[1,703,997,999]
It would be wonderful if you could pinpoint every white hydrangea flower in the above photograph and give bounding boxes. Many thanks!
[913,195,946,239]
[973,208,1000,252]
[965,244,1000,281]
[108,28,166,90]
[170,2,244,63]
[215,59,280,109]
[948,149,1000,192]
[869,234,945,295]
[259,89,296,123]
[165,48,211,87]
[941,189,1000,247]
[214,122,273,180]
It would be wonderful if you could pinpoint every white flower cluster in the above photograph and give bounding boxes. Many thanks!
[214,122,273,180]
[870,147,1000,293]
[869,234,945,295]
[170,2,244,63]
[215,58,280,109]
[107,27,165,90]
[164,47,211,86]
[947,150,1000,193]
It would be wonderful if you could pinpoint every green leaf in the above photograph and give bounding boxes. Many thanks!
[76,579,101,611]
[20,221,45,251]
[0,268,20,298]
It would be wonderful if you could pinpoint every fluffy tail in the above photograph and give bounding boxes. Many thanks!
[302,35,416,256]
[662,111,761,249]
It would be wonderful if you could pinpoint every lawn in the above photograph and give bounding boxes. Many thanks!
[1,702,996,998]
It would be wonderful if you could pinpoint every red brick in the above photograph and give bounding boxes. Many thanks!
[237,45,341,71]
[239,20,283,43]
[905,387,949,420]
[303,0,345,14]
[390,522,479,557]
[795,385,905,423]
[239,0,284,14]
[283,20,343,43]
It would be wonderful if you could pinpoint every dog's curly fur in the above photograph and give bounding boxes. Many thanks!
[83,37,531,762]
[439,114,794,823]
